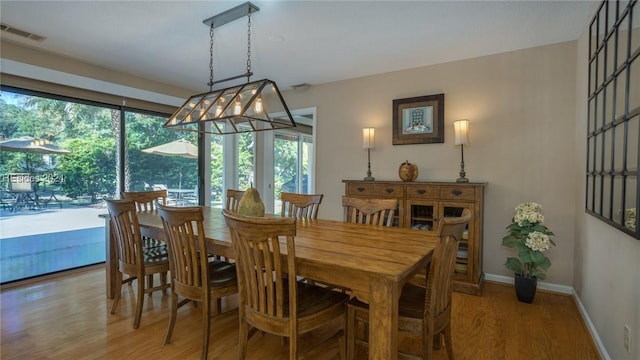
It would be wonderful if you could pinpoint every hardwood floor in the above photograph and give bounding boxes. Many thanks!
[1,267,600,359]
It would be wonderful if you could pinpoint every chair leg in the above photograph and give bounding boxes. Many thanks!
[215,297,222,315]
[111,271,123,314]
[433,333,442,349]
[346,306,356,360]
[289,333,297,360]
[423,324,434,360]
[201,300,210,360]
[147,274,154,296]
[133,276,145,329]
[161,272,168,294]
[237,311,248,360]
[444,325,454,359]
[164,291,178,345]
[338,324,346,360]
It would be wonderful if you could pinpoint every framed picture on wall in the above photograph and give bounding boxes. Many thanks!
[392,93,444,145]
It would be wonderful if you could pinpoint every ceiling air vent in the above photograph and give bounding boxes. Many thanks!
[291,83,311,90]
[1,23,46,42]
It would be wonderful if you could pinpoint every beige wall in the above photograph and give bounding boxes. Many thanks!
[283,42,578,287]
[573,12,640,360]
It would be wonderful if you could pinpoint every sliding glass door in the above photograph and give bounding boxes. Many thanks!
[207,109,316,214]
[0,89,118,283]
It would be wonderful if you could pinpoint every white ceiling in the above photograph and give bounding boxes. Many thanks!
[0,1,596,93]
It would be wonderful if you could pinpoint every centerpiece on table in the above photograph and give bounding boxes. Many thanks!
[501,202,555,303]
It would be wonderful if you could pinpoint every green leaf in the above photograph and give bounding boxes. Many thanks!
[531,269,546,280]
[518,247,533,262]
[505,257,523,273]
[530,251,546,264]
[531,224,549,232]
[501,235,519,247]
[537,257,551,270]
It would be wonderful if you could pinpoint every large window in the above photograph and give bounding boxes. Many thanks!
[0,88,119,282]
[125,111,198,205]
[586,0,640,238]
[209,112,315,214]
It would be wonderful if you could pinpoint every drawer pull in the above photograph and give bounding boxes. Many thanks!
[386,188,394,194]
[357,187,365,192]
[417,189,426,195]
[452,189,463,196]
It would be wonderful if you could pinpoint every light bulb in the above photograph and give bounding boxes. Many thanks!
[254,98,263,113]
[234,101,242,115]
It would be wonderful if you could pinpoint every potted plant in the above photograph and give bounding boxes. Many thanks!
[501,202,555,303]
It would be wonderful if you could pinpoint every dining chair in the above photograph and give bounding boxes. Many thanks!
[122,189,169,291]
[122,189,167,211]
[225,189,245,212]
[342,196,398,227]
[409,209,472,288]
[346,213,470,359]
[280,192,324,219]
[158,204,238,360]
[222,209,349,359]
[105,199,170,329]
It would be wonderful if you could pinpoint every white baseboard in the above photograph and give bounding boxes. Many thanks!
[572,288,611,360]
[484,273,573,294]
[484,273,610,359]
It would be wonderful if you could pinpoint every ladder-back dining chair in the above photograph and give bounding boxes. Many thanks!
[158,204,238,360]
[223,209,349,359]
[347,211,470,359]
[225,189,245,212]
[122,189,167,211]
[409,208,472,288]
[280,192,324,219]
[122,189,169,291]
[342,196,398,227]
[105,199,170,329]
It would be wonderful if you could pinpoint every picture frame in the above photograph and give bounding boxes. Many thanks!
[392,93,445,145]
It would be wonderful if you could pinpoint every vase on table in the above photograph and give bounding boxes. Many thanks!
[514,274,537,303]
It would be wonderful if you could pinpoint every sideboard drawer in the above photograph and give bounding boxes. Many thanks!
[347,183,374,196]
[440,186,475,201]
[406,185,439,199]
[374,184,404,198]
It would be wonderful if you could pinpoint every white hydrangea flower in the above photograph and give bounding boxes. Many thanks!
[625,208,636,230]
[525,231,551,252]
[514,202,544,225]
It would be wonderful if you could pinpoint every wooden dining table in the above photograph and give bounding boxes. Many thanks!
[102,207,438,360]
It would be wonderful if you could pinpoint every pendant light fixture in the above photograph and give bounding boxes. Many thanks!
[164,2,296,135]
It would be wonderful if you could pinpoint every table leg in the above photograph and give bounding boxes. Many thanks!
[368,277,399,360]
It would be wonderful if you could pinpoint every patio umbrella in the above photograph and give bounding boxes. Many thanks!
[0,136,70,172]
[141,139,198,159]
[0,136,70,155]
[141,139,198,191]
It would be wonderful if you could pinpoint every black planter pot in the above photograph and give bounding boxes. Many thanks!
[514,274,537,303]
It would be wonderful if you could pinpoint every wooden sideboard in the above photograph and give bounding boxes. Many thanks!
[343,180,486,295]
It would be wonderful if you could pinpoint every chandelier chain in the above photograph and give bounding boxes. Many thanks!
[209,22,214,90]
[246,6,252,78]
